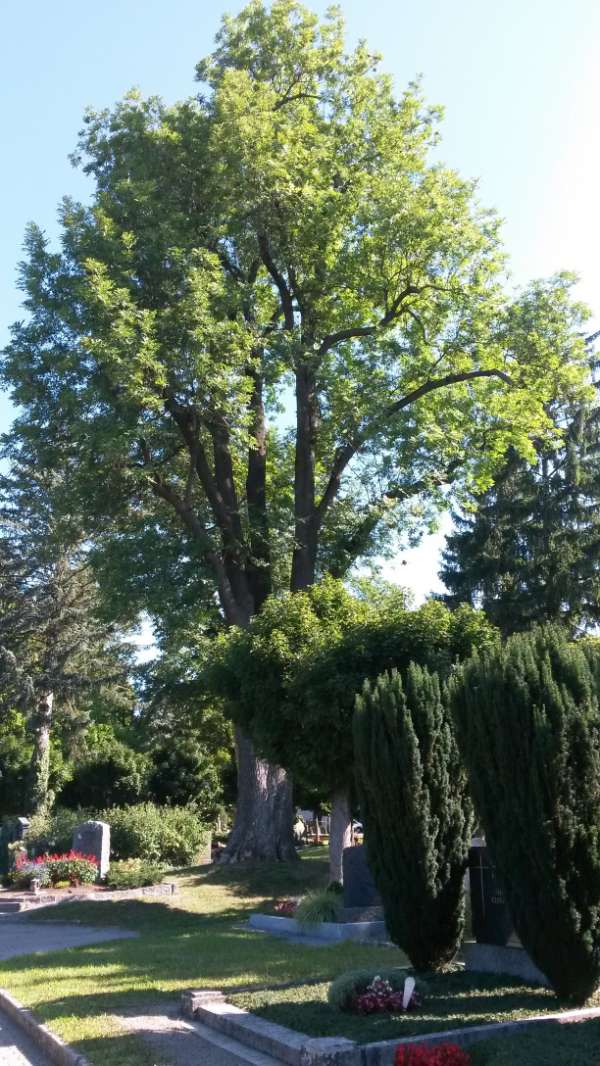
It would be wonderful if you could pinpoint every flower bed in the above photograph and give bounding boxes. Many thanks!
[396,1045,471,1066]
[231,968,584,1045]
[8,851,98,888]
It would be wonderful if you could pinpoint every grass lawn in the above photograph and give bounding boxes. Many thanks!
[0,848,402,1065]
[1,847,598,1066]
[231,968,580,1044]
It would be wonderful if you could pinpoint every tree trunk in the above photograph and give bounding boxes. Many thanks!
[220,726,297,863]
[28,691,54,814]
[329,788,352,884]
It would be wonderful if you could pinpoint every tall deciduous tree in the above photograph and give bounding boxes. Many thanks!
[1,1,588,858]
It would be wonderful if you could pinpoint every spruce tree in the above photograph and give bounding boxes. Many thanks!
[353,664,472,971]
[0,464,131,813]
[440,342,600,634]
[452,626,600,1003]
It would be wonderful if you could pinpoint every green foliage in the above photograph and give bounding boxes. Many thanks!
[45,854,98,886]
[354,665,472,971]
[26,807,88,856]
[27,802,207,866]
[209,576,367,782]
[1,1,589,633]
[441,348,600,636]
[106,803,208,866]
[0,711,32,816]
[149,738,222,818]
[451,626,600,1003]
[105,858,166,889]
[327,968,424,1012]
[59,738,151,810]
[296,888,342,926]
[210,582,496,801]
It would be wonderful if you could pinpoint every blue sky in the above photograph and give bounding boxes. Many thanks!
[2,0,599,602]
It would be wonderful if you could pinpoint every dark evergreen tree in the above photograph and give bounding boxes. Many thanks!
[452,626,600,1003]
[440,342,600,634]
[353,664,472,972]
[0,464,133,813]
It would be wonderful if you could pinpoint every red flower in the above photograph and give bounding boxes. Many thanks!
[395,1043,471,1066]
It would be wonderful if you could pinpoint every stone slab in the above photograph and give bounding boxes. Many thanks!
[71,821,110,879]
[248,913,388,943]
[463,942,550,987]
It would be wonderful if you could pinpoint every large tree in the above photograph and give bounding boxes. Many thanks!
[440,339,600,634]
[1,1,588,858]
[0,464,131,813]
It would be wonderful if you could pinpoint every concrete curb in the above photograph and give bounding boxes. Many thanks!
[0,988,90,1066]
[182,988,600,1066]
[248,913,388,943]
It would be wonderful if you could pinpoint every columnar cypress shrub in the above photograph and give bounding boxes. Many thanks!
[353,664,472,971]
[451,626,600,1003]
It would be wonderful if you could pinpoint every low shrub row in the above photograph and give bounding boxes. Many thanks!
[26,802,208,866]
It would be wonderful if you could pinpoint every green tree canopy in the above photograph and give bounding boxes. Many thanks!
[1,0,589,857]
[440,340,600,634]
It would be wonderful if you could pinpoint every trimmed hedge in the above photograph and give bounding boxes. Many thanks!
[451,625,600,1003]
[354,665,472,972]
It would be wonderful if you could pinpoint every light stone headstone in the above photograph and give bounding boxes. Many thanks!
[72,820,110,879]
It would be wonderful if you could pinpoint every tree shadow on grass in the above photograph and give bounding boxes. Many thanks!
[470,1016,600,1065]
[178,848,330,900]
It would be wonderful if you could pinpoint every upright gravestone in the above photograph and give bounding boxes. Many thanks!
[342,845,380,909]
[72,820,110,880]
[468,844,513,946]
[465,841,549,986]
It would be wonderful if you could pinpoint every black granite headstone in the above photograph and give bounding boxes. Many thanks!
[342,845,380,908]
[469,845,513,946]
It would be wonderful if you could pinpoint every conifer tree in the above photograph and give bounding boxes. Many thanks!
[441,341,600,634]
[452,626,600,1003]
[0,465,131,813]
[354,664,472,971]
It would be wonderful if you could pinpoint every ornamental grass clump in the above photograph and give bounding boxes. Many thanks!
[353,665,472,971]
[295,888,341,926]
[451,625,600,1003]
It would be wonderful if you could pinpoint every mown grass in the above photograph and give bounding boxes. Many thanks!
[231,968,581,1044]
[0,848,401,1063]
[2,848,598,1066]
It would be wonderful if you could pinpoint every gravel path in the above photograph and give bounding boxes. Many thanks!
[0,1011,48,1066]
[0,918,137,961]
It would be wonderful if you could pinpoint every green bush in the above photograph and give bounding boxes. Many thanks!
[105,859,165,889]
[46,853,98,885]
[328,968,426,1011]
[296,889,341,926]
[354,665,472,972]
[451,625,600,1004]
[26,808,91,856]
[103,803,208,865]
[60,742,151,809]
[26,803,208,867]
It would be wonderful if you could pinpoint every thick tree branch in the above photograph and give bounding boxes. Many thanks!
[318,285,422,355]
[257,232,295,329]
[315,369,514,528]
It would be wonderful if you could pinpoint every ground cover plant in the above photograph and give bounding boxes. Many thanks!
[105,859,165,889]
[231,967,584,1044]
